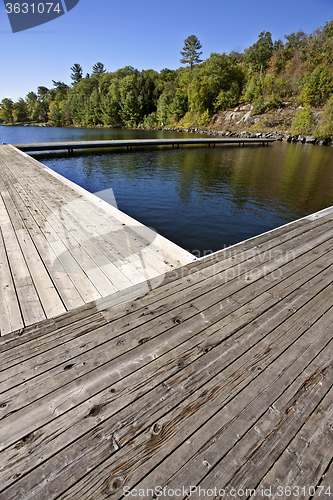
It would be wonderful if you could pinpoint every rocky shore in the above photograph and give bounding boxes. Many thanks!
[160,103,332,146]
[162,126,331,145]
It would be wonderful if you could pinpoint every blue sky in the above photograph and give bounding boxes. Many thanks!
[0,0,332,101]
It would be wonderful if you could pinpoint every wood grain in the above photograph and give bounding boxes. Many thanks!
[1,145,333,500]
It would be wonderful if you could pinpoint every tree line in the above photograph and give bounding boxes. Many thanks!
[1,23,333,137]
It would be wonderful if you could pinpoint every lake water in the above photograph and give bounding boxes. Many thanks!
[1,125,333,256]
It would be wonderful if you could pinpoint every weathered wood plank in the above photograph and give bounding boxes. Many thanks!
[1,144,333,500]
[1,230,332,397]
[7,162,147,287]
[41,290,333,500]
[0,169,86,311]
[0,226,23,335]
[0,193,46,326]
[5,145,192,274]
[4,171,118,297]
[1,166,104,303]
[186,332,333,500]
[1,268,332,498]
[253,386,333,500]
[0,144,196,335]
[0,190,66,318]
[311,462,333,499]
[1,229,332,381]
[1,217,330,352]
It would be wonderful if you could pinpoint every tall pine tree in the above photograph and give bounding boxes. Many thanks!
[180,35,203,70]
[70,63,83,85]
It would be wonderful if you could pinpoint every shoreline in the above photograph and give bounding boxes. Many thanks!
[157,126,332,145]
[1,122,332,146]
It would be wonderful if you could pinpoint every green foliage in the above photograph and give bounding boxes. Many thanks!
[177,110,210,128]
[52,81,70,101]
[252,96,266,115]
[243,76,262,102]
[169,89,187,121]
[4,20,333,131]
[198,109,211,125]
[159,68,178,82]
[68,94,85,125]
[92,62,106,77]
[70,63,83,85]
[48,102,62,127]
[25,91,37,117]
[291,105,314,135]
[180,35,203,70]
[143,112,157,128]
[37,86,49,100]
[100,92,121,127]
[13,98,29,123]
[245,31,274,76]
[156,91,171,126]
[214,82,240,110]
[87,88,101,125]
[313,95,333,138]
[71,75,99,97]
[284,31,307,52]
[298,65,333,106]
[252,94,281,115]
[0,98,14,123]
[188,76,211,113]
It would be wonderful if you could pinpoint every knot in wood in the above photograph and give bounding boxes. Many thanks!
[172,316,183,325]
[87,404,102,417]
[152,422,162,435]
[63,363,75,371]
[178,359,186,369]
[106,476,124,496]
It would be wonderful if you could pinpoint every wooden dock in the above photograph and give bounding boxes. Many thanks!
[1,142,333,500]
[0,145,195,335]
[12,137,275,154]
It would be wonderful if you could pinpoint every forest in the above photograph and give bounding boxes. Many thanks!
[1,21,333,138]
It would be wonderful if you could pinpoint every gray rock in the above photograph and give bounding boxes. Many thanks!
[318,138,331,145]
[242,111,255,126]
[239,104,253,112]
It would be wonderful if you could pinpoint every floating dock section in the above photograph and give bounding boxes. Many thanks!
[13,137,275,155]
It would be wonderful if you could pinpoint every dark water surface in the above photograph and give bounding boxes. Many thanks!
[2,126,333,256]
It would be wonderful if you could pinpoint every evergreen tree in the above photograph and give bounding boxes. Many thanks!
[52,80,70,100]
[70,63,83,84]
[48,102,62,127]
[245,31,274,77]
[13,98,29,123]
[180,35,203,70]
[25,91,37,121]
[92,62,106,77]
[36,86,50,122]
[0,98,14,123]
